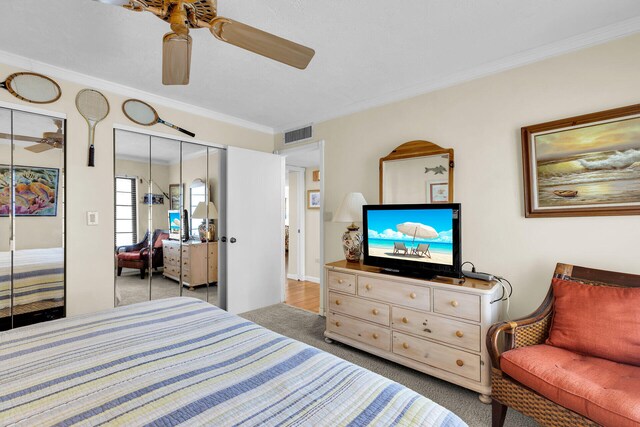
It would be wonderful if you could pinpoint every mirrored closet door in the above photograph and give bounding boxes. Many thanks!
[1,107,66,331]
[114,129,220,308]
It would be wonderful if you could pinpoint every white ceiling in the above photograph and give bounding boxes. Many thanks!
[2,1,640,132]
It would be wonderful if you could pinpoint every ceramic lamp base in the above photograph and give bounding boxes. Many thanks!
[198,221,216,242]
[342,226,363,262]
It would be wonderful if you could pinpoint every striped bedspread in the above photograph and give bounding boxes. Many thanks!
[0,248,64,310]
[0,298,466,427]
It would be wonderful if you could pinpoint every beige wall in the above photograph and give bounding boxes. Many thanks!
[305,168,321,280]
[276,33,640,317]
[0,62,273,316]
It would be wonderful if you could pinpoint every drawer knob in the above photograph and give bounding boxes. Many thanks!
[365,284,372,290]
[402,342,409,349]
[450,300,459,307]
[338,279,344,284]
[455,330,464,338]
[409,292,417,299]
[372,333,379,339]
[335,300,341,305]
[401,317,409,324]
[335,321,341,327]
[372,309,379,315]
[456,359,464,367]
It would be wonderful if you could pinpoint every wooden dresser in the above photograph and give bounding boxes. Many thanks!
[162,240,218,288]
[324,260,502,402]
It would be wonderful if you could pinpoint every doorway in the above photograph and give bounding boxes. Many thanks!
[279,142,324,314]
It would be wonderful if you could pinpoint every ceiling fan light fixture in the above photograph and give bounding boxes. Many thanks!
[162,32,192,85]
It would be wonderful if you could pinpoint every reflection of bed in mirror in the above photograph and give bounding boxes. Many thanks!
[0,248,64,324]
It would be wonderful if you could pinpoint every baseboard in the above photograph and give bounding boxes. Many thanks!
[287,273,301,281]
[305,276,320,284]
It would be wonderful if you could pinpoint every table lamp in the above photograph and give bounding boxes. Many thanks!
[192,201,218,242]
[333,192,367,262]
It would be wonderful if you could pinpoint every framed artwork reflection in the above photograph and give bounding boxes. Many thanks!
[307,189,320,209]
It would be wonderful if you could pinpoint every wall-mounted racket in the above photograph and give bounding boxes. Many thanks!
[0,72,61,104]
[76,89,110,167]
[122,99,195,137]
[93,0,315,85]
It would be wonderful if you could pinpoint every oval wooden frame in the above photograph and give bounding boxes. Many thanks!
[3,72,62,104]
[122,98,160,126]
[379,140,455,204]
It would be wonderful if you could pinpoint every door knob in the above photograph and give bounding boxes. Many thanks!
[220,236,227,242]
[230,237,237,243]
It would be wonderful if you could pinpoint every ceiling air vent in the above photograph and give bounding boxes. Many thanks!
[283,125,313,144]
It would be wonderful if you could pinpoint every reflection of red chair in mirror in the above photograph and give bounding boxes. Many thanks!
[116,230,169,279]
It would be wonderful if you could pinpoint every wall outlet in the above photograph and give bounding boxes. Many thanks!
[87,211,99,226]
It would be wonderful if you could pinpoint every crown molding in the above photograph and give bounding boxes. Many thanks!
[275,16,640,133]
[0,50,274,135]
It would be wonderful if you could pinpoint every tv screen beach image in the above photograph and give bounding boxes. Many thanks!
[367,208,453,266]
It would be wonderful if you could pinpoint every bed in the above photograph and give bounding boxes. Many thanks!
[0,247,65,315]
[0,297,466,426]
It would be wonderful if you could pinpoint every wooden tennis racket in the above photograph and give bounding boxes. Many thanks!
[76,89,110,167]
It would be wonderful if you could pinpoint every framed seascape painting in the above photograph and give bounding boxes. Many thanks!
[522,104,640,217]
[0,166,60,216]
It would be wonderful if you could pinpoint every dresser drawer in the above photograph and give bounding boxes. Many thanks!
[164,266,180,278]
[358,277,430,311]
[327,312,390,351]
[392,332,480,381]
[329,292,390,326]
[433,289,480,322]
[327,271,356,294]
[392,307,480,351]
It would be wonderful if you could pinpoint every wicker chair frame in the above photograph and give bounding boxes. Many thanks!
[486,262,640,427]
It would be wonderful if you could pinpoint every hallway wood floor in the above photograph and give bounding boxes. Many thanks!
[285,279,320,313]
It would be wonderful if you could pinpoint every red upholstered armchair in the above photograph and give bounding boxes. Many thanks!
[487,263,640,427]
[116,230,169,279]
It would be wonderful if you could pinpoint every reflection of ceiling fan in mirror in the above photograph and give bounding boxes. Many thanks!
[0,120,64,153]
[95,0,315,85]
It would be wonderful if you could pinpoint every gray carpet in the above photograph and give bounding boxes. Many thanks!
[116,270,218,307]
[240,303,538,427]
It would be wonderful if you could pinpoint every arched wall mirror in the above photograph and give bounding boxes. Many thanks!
[379,140,454,204]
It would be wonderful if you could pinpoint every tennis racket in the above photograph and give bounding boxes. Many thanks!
[76,89,110,167]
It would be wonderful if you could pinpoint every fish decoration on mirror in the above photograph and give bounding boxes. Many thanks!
[0,72,62,104]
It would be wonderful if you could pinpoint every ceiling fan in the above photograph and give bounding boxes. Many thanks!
[0,120,64,153]
[96,0,315,85]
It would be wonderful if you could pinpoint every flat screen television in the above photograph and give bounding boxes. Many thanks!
[168,210,181,240]
[363,203,461,279]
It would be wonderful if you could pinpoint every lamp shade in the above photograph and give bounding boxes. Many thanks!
[192,201,218,219]
[333,192,367,223]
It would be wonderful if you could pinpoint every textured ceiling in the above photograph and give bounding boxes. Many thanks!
[1,0,640,131]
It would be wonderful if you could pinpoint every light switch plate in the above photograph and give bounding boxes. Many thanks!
[87,211,99,226]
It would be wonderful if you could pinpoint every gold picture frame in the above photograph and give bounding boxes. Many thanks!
[522,103,640,217]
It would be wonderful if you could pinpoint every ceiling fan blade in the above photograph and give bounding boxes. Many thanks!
[93,0,131,5]
[25,143,54,153]
[163,32,192,85]
[210,17,315,70]
[0,132,42,143]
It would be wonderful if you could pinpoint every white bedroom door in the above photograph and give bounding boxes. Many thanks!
[220,146,285,314]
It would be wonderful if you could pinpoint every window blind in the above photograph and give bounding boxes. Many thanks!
[115,177,137,247]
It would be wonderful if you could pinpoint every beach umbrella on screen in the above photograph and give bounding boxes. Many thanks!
[396,222,438,249]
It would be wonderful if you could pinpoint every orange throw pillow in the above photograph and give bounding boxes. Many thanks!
[546,278,640,366]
